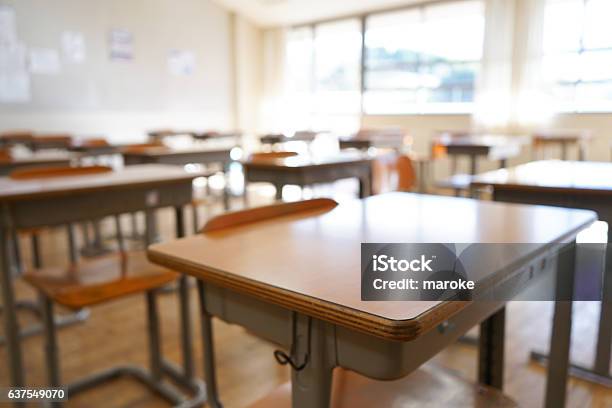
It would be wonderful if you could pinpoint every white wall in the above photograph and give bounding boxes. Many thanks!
[233,14,263,148]
[0,0,235,143]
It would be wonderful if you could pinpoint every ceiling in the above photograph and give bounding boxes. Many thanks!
[213,0,425,27]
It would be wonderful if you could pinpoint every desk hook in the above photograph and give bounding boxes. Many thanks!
[273,312,312,371]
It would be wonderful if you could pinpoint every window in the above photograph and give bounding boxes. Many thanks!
[543,0,612,111]
[284,27,315,131]
[363,1,485,114]
[283,20,361,132]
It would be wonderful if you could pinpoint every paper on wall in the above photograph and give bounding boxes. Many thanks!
[168,49,196,76]
[0,5,17,46]
[109,29,133,61]
[61,31,86,63]
[29,47,61,75]
[0,71,30,102]
[0,42,29,102]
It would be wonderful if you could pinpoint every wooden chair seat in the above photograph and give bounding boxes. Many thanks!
[250,364,518,408]
[23,251,177,309]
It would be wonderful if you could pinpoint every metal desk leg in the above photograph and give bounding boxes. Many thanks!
[291,316,336,408]
[561,142,568,161]
[469,155,478,176]
[545,242,576,408]
[223,162,231,210]
[594,238,611,378]
[197,281,223,408]
[530,241,611,387]
[478,307,505,389]
[578,143,586,161]
[0,225,25,398]
[80,220,113,257]
[358,166,372,198]
[418,161,427,193]
[275,182,284,201]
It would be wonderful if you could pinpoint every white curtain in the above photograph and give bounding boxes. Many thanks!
[512,0,555,129]
[472,0,516,131]
[260,27,287,133]
[473,0,553,132]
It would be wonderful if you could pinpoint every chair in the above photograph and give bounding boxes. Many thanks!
[0,147,10,161]
[249,364,517,407]
[372,152,416,195]
[196,199,339,407]
[18,165,205,407]
[431,131,474,197]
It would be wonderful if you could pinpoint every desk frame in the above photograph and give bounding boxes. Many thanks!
[243,159,373,200]
[479,186,611,387]
[0,169,205,406]
[151,231,583,408]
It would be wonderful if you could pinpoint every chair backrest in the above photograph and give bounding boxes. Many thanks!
[372,153,416,194]
[396,155,416,192]
[202,198,338,233]
[249,151,298,161]
[10,165,113,180]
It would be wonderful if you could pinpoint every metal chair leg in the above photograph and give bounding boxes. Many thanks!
[147,290,163,381]
[40,293,63,408]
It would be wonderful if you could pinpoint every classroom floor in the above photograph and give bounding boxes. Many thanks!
[1,182,611,408]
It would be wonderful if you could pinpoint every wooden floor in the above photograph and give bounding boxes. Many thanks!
[1,184,611,407]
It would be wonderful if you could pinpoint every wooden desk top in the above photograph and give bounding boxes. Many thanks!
[532,131,592,143]
[433,134,528,148]
[121,146,233,157]
[0,164,204,201]
[0,151,75,166]
[148,193,595,341]
[472,160,612,195]
[243,151,373,170]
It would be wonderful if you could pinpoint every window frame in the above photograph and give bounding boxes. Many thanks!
[543,0,612,113]
[287,0,485,117]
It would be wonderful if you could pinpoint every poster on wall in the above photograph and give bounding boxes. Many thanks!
[29,47,62,75]
[167,49,196,76]
[0,5,17,46]
[0,42,30,102]
[61,31,86,63]
[108,29,133,61]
